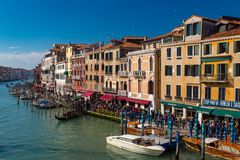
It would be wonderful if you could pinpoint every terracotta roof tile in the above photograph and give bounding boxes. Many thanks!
[204,27,240,39]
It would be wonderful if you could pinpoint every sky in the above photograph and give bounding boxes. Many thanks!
[0,0,239,69]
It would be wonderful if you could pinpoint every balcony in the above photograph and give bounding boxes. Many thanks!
[165,95,172,100]
[133,71,146,78]
[118,71,128,77]
[118,90,128,96]
[102,87,117,93]
[201,73,233,83]
[185,97,201,103]
[175,96,183,101]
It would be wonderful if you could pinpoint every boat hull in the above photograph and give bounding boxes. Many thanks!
[106,136,164,156]
[183,138,240,160]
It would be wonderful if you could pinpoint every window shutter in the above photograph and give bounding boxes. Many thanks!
[209,44,212,54]
[234,63,236,77]
[217,43,220,54]
[226,42,229,53]
[185,65,188,76]
[197,65,200,76]
[234,41,237,53]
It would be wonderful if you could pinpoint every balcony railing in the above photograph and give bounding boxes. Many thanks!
[72,75,81,80]
[201,73,233,83]
[165,95,172,100]
[133,71,146,78]
[118,90,128,96]
[118,71,128,77]
[102,87,117,93]
[175,96,183,101]
[185,97,201,103]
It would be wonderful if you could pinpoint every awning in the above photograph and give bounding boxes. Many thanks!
[201,56,232,62]
[100,94,115,101]
[211,109,240,119]
[126,98,150,105]
[82,91,95,97]
[197,107,214,114]
[116,96,127,101]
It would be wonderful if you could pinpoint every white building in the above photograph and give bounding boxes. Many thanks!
[55,61,66,95]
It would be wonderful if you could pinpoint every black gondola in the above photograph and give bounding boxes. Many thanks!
[55,110,79,120]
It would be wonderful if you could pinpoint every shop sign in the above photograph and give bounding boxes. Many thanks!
[202,99,240,109]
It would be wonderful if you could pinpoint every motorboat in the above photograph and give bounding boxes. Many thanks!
[183,137,240,160]
[106,134,165,156]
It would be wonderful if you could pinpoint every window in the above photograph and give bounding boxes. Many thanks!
[167,48,171,58]
[149,57,153,71]
[204,44,212,55]
[129,80,131,92]
[176,85,181,97]
[177,47,181,58]
[138,80,142,93]
[186,22,201,36]
[165,65,172,76]
[187,46,193,56]
[148,81,154,94]
[218,87,226,100]
[89,54,93,60]
[185,65,199,76]
[101,76,104,82]
[205,87,211,99]
[193,86,199,100]
[109,66,113,74]
[176,65,181,76]
[234,41,240,53]
[218,42,229,54]
[129,59,132,72]
[204,64,214,76]
[115,65,119,74]
[194,45,199,55]
[153,43,156,48]
[90,75,92,81]
[116,51,120,59]
[187,86,192,99]
[234,63,240,77]
[138,58,141,71]
[236,89,240,101]
[101,52,104,60]
[166,85,171,96]
[102,64,104,70]
[85,75,88,80]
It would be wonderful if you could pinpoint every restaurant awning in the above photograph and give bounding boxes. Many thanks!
[197,107,214,114]
[211,109,240,119]
[116,96,127,101]
[100,94,115,101]
[82,91,95,97]
[126,98,150,105]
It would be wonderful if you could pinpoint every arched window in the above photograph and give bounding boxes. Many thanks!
[149,57,153,71]
[128,59,132,72]
[124,63,127,71]
[138,58,141,71]
[148,80,154,94]
[124,82,127,90]
[116,81,119,91]
[106,81,108,89]
[110,81,112,89]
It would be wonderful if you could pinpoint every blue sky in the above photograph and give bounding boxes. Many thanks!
[0,0,239,69]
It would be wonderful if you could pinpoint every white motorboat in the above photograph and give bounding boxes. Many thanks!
[106,134,165,156]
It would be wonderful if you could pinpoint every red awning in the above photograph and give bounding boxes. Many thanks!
[125,97,150,105]
[100,94,115,101]
[116,96,127,101]
[82,91,95,97]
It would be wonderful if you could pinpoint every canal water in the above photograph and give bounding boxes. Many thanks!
[0,83,221,160]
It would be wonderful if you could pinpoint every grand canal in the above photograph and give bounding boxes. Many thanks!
[0,83,221,160]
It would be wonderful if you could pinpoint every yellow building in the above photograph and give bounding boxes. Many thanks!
[103,37,145,96]
[200,16,240,120]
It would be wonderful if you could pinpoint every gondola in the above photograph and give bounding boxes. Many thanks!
[55,110,79,120]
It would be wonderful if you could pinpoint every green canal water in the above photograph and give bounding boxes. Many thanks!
[0,83,222,160]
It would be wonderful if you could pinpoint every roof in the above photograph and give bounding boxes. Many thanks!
[184,15,217,23]
[120,42,141,48]
[204,27,240,39]
[120,134,142,140]
[142,27,183,44]
[218,16,240,25]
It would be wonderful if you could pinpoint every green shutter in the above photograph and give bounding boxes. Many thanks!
[217,43,220,54]
[209,44,212,54]
[226,42,229,53]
